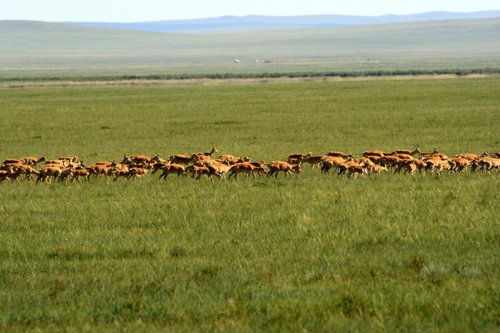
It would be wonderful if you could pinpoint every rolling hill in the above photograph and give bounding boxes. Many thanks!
[67,11,500,33]
[1,17,500,78]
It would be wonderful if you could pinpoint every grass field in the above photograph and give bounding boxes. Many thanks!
[0,77,499,332]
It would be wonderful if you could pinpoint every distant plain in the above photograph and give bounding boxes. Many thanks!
[1,18,500,78]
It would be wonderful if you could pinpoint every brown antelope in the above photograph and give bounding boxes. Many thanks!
[150,162,167,174]
[88,163,113,177]
[120,157,151,170]
[476,157,500,172]
[71,167,91,182]
[287,154,304,164]
[8,163,40,182]
[58,156,79,163]
[397,160,417,174]
[127,154,153,164]
[111,163,131,181]
[109,163,149,181]
[426,158,451,174]
[44,159,68,168]
[228,162,256,179]
[371,164,388,174]
[217,155,251,165]
[393,153,414,161]
[191,153,214,165]
[20,156,46,166]
[194,147,218,158]
[58,165,74,182]
[120,155,134,165]
[112,170,130,181]
[428,152,449,160]
[346,164,367,178]
[363,150,385,157]
[1,159,21,166]
[150,153,165,164]
[7,167,24,182]
[486,158,500,171]
[2,156,45,167]
[250,161,267,176]
[113,166,147,180]
[412,159,427,174]
[217,154,238,164]
[365,155,382,164]
[379,155,402,169]
[203,161,231,179]
[24,156,47,167]
[388,148,420,156]
[326,151,353,158]
[0,167,14,182]
[338,161,363,177]
[267,161,301,178]
[455,153,479,161]
[355,157,375,172]
[416,148,440,160]
[469,154,491,172]
[287,153,304,159]
[128,167,149,179]
[302,153,325,168]
[320,156,345,173]
[94,161,114,166]
[37,165,63,183]
[159,163,186,179]
[169,153,192,165]
[186,165,211,180]
[448,158,470,173]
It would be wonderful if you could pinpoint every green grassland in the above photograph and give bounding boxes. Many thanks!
[1,18,500,78]
[0,77,499,332]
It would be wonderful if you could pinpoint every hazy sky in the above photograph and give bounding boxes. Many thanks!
[1,0,499,22]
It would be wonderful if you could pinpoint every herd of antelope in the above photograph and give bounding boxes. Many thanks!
[1,147,499,184]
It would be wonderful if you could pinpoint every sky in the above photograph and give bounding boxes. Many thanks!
[1,0,499,22]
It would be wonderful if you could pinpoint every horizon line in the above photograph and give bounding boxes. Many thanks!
[1,9,500,24]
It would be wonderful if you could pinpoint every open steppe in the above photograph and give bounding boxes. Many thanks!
[1,18,500,78]
[0,76,498,331]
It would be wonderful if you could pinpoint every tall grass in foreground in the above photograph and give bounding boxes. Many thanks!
[0,77,499,332]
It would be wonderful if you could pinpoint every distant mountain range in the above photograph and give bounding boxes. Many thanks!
[66,11,500,32]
